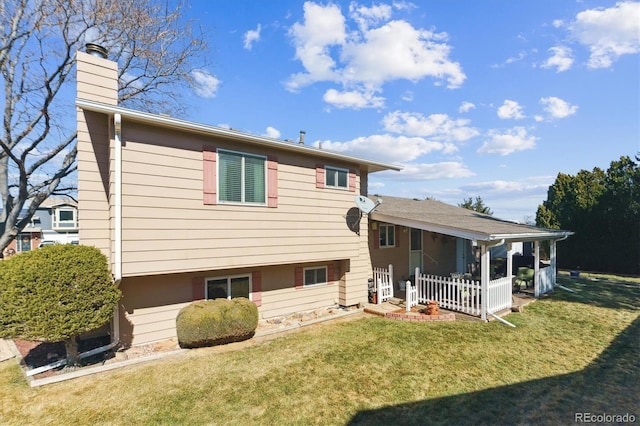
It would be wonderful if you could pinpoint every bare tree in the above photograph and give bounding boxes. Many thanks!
[0,0,208,254]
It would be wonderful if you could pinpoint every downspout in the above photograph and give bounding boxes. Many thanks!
[26,114,123,377]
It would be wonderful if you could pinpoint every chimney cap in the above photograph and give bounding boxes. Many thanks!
[85,43,108,59]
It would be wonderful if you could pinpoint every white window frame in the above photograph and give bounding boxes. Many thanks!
[303,266,328,287]
[379,224,395,248]
[53,207,78,230]
[217,149,267,205]
[324,166,349,190]
[205,274,252,301]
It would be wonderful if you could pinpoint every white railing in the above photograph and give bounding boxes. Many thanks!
[406,284,418,312]
[415,270,481,316]
[486,276,512,314]
[373,264,394,304]
[536,267,554,295]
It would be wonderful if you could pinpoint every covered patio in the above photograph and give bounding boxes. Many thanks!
[367,196,573,321]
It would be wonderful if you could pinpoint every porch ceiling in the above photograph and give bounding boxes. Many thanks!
[369,195,573,243]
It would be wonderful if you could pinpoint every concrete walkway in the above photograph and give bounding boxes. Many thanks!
[0,338,18,362]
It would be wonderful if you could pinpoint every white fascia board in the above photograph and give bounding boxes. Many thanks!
[370,213,490,241]
[76,99,402,174]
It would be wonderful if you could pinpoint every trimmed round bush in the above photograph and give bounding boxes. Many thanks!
[176,298,258,348]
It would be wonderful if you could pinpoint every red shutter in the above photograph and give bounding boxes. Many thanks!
[203,145,217,205]
[295,267,304,289]
[349,169,357,192]
[267,157,278,208]
[316,165,324,188]
[395,225,400,247]
[251,271,262,307]
[192,277,205,301]
[373,227,379,249]
[327,264,335,284]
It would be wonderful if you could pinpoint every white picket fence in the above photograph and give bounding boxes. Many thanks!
[406,283,418,312]
[486,276,512,314]
[415,272,482,316]
[373,264,394,304]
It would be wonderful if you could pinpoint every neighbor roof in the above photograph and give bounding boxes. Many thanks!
[369,195,573,243]
[76,99,402,174]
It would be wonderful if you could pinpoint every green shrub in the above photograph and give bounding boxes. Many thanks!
[176,298,258,348]
[0,244,120,364]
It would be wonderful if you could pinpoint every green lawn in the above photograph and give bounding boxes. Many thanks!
[1,276,638,425]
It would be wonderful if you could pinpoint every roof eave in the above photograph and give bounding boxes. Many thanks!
[76,99,402,174]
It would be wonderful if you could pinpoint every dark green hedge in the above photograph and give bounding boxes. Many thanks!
[0,244,120,342]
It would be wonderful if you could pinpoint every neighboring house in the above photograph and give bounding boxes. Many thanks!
[75,50,401,346]
[2,198,79,257]
[368,196,572,319]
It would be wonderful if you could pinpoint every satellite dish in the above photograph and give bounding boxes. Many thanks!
[355,195,381,215]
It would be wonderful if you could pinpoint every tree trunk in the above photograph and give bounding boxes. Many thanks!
[64,337,79,366]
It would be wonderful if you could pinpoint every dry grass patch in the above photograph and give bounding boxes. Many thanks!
[0,276,638,425]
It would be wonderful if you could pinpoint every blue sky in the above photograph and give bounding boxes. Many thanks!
[179,0,639,221]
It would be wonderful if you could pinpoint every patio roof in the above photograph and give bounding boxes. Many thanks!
[368,195,573,243]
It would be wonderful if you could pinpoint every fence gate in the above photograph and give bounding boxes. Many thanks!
[373,264,394,304]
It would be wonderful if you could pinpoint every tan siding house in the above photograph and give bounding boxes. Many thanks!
[76,51,400,346]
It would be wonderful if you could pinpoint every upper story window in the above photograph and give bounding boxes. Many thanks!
[379,224,395,248]
[53,207,78,230]
[218,150,266,204]
[325,166,349,190]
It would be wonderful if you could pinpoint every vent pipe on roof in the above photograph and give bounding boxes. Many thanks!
[299,130,306,145]
[85,43,108,59]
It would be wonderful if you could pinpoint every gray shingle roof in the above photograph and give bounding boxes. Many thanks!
[368,195,572,242]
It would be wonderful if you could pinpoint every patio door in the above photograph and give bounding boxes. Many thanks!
[409,228,423,275]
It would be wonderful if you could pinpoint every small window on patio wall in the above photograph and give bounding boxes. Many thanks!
[379,224,395,248]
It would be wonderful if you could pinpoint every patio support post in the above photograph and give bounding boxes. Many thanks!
[480,244,490,321]
[550,239,557,288]
[506,242,513,279]
[534,241,541,298]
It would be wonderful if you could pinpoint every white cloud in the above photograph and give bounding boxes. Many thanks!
[539,96,578,119]
[287,2,465,108]
[394,161,475,180]
[349,2,392,31]
[243,24,262,50]
[191,70,220,98]
[478,127,537,156]
[323,88,385,109]
[569,1,640,69]
[286,2,346,91]
[264,126,281,138]
[459,101,475,113]
[542,46,574,72]
[401,91,414,102]
[382,110,479,142]
[497,100,525,120]
[316,134,450,163]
